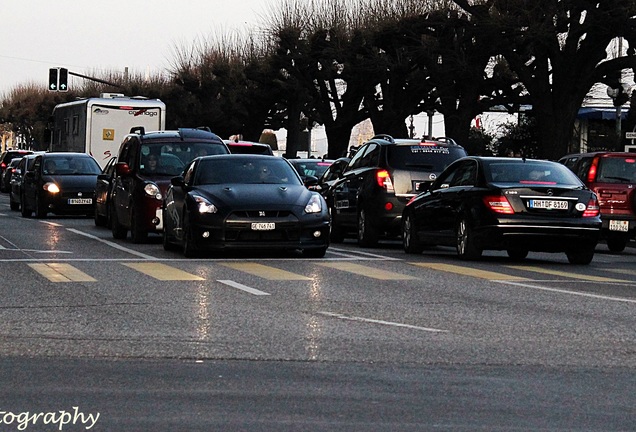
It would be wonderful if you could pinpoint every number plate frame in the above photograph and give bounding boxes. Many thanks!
[251,222,275,231]
[528,199,568,210]
[68,198,93,205]
[609,220,629,232]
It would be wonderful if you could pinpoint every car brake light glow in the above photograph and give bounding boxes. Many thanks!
[419,141,437,146]
[587,158,599,183]
[384,202,393,211]
[626,159,636,163]
[376,170,394,191]
[582,198,600,217]
[483,195,514,214]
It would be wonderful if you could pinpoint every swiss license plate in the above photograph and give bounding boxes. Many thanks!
[609,220,629,232]
[68,198,92,205]
[528,199,568,210]
[251,222,275,231]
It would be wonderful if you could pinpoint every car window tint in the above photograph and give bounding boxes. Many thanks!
[449,161,477,187]
[196,159,302,185]
[486,161,581,185]
[597,157,636,183]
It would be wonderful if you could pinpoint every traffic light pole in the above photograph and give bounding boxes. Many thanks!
[48,67,123,91]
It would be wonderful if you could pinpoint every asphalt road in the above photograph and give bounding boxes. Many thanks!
[0,194,634,431]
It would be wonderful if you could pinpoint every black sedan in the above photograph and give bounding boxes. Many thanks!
[402,157,602,264]
[21,152,101,218]
[163,155,330,257]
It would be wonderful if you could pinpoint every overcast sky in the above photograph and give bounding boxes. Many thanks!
[1,0,277,95]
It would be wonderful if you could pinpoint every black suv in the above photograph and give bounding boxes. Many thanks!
[109,127,229,243]
[0,149,32,191]
[327,135,467,246]
[559,151,636,252]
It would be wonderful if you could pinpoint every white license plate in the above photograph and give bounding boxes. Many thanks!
[251,222,275,231]
[529,199,568,210]
[68,198,92,205]
[609,220,629,232]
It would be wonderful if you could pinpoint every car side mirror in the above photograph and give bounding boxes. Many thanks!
[25,171,35,179]
[115,162,131,176]
[171,176,185,187]
[304,175,319,187]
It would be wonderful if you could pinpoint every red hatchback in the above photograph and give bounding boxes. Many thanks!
[559,152,636,252]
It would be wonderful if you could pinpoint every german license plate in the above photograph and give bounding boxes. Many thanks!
[528,199,568,210]
[251,222,275,231]
[609,220,629,232]
[68,198,92,205]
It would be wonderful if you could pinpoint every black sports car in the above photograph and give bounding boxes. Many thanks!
[402,157,602,264]
[163,154,330,257]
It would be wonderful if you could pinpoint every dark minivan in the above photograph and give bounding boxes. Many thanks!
[559,151,636,252]
[327,135,467,246]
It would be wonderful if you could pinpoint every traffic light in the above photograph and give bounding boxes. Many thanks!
[58,68,68,91]
[48,68,58,91]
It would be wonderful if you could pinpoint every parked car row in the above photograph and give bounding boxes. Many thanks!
[5,130,628,265]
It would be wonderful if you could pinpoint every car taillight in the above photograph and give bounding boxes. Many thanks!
[483,195,514,214]
[582,197,600,217]
[0,163,5,169]
[376,170,394,191]
[587,158,599,183]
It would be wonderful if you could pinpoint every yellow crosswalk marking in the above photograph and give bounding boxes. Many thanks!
[123,263,204,281]
[318,262,417,280]
[221,262,311,280]
[29,263,96,282]
[506,265,629,283]
[410,262,528,281]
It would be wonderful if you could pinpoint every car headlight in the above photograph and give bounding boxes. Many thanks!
[304,193,323,214]
[144,183,162,200]
[193,194,217,214]
[43,182,60,193]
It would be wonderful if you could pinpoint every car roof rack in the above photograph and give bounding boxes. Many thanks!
[371,134,395,144]
[425,136,458,146]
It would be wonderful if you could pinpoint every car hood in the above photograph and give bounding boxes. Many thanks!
[44,174,99,190]
[193,183,314,210]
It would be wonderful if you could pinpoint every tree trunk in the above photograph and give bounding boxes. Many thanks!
[324,124,355,159]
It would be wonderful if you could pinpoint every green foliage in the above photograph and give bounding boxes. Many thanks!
[493,116,539,158]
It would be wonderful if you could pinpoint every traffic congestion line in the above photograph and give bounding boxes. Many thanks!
[122,263,204,281]
[317,262,417,280]
[505,265,629,283]
[221,262,312,280]
[316,311,448,333]
[28,263,96,282]
[409,262,529,281]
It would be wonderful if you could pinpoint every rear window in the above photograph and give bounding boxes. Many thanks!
[485,161,582,186]
[387,145,466,172]
[227,143,273,155]
[597,157,636,183]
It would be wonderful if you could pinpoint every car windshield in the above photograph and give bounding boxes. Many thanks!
[597,157,636,183]
[387,145,465,171]
[43,156,101,175]
[290,160,332,178]
[485,160,582,186]
[194,158,302,185]
[140,142,227,176]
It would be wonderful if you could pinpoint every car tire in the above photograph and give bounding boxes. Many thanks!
[403,212,424,254]
[456,217,482,260]
[94,205,107,227]
[303,247,327,258]
[606,237,627,253]
[357,207,378,247]
[566,246,595,265]
[20,193,31,218]
[162,210,179,252]
[507,249,528,260]
[130,207,148,244]
[9,198,19,211]
[329,207,345,243]
[111,205,127,239]
[182,215,198,258]
[35,193,47,218]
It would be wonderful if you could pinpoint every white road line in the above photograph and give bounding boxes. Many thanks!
[327,246,401,260]
[217,279,271,296]
[66,228,156,260]
[40,221,63,227]
[317,311,448,333]
[495,280,636,304]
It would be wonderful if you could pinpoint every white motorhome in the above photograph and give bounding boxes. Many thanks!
[50,93,166,168]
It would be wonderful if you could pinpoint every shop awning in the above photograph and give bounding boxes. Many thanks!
[578,107,628,120]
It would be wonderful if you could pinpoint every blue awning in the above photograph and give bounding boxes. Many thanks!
[578,107,628,120]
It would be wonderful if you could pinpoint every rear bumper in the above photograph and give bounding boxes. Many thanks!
[473,221,601,252]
